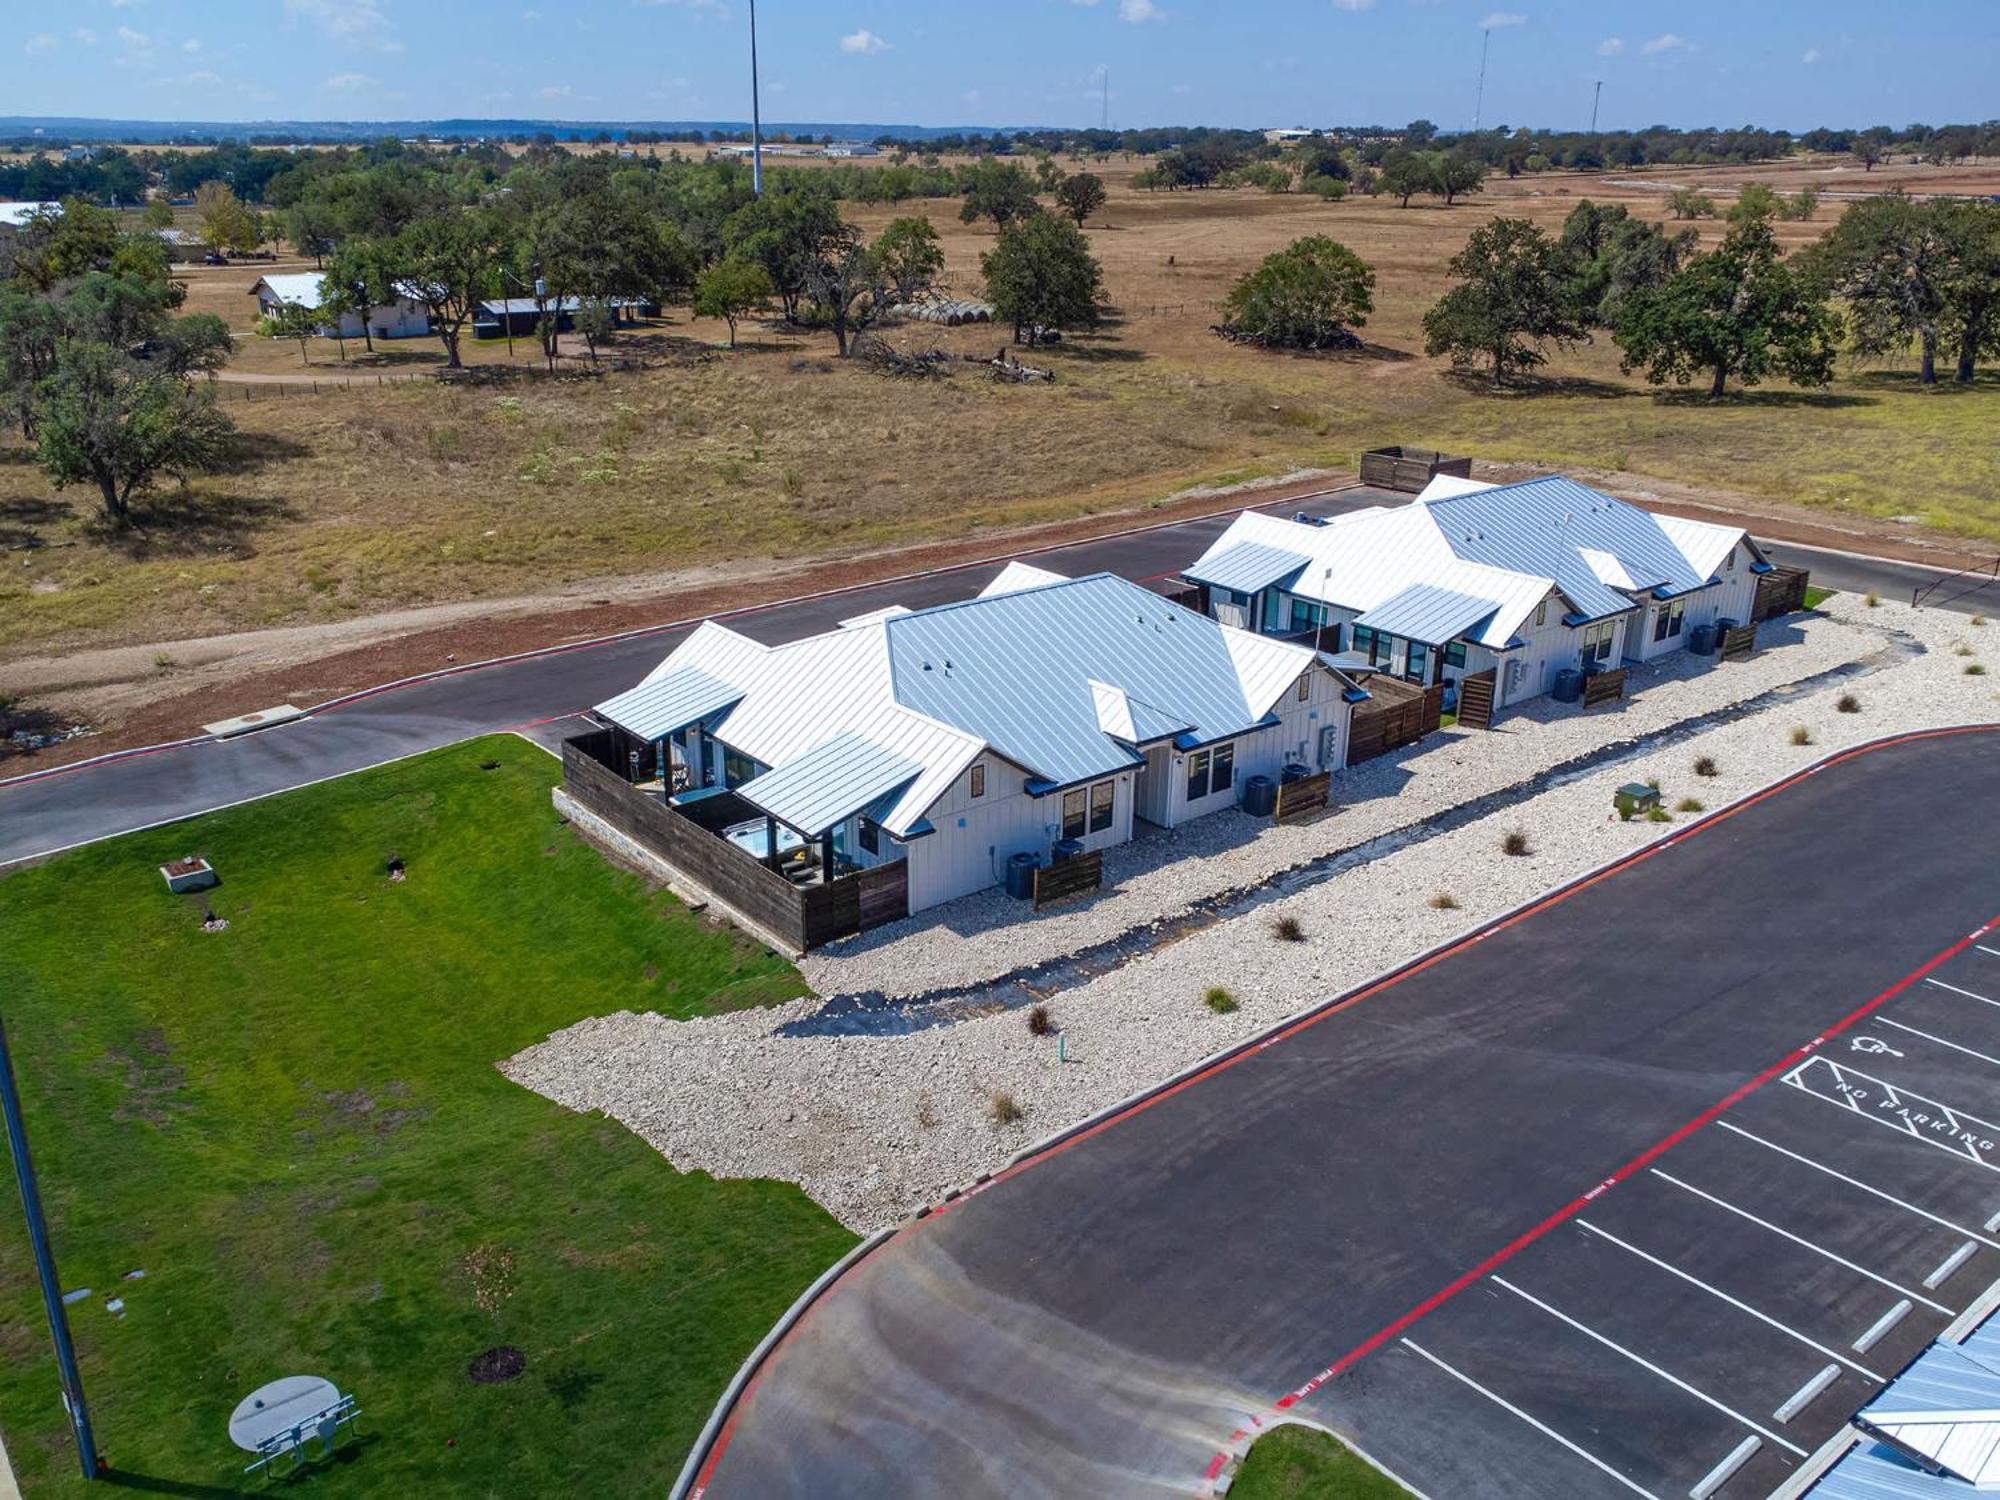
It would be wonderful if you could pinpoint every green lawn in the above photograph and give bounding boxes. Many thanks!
[1803,585,1837,610]
[1230,1424,1414,1500]
[0,736,854,1497]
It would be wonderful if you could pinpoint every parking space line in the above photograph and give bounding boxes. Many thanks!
[1576,1219,1884,1380]
[1926,978,2000,1010]
[1773,1366,1841,1424]
[1879,1016,2000,1071]
[1924,1241,1979,1289]
[1690,1436,1762,1500]
[1490,1276,1806,1456]
[1852,1299,1911,1353]
[1715,1120,2000,1248]
[1650,1170,1951,1313]
[1398,1339,1661,1500]
[1974,945,2000,960]
[1779,1059,2000,1173]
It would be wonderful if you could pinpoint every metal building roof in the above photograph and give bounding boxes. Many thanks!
[979,560,1068,597]
[737,731,922,838]
[1353,583,1499,646]
[1182,540,1311,596]
[594,665,744,741]
[1810,1319,2000,1498]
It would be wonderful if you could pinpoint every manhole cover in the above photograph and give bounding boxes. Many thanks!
[468,1346,525,1384]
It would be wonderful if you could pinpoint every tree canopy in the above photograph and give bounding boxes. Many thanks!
[981,210,1104,346]
[1219,236,1375,349]
[1053,172,1106,226]
[1421,217,1587,384]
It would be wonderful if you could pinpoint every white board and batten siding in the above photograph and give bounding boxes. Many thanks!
[1628,543,1761,664]
[906,750,1068,911]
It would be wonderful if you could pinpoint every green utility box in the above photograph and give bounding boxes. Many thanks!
[1614,783,1661,820]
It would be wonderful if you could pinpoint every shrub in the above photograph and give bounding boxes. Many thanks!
[1968,663,1989,676]
[1428,891,1459,910]
[1955,643,1976,656]
[1203,986,1239,1014]
[1864,589,1880,608]
[988,1089,1023,1125]
[1645,806,1672,822]
[1270,914,1306,942]
[1789,725,1813,745]
[1836,693,1860,713]
[1026,1004,1054,1036]
[1676,797,1704,813]
[1973,614,1988,627]
[1693,755,1718,777]
[1501,830,1532,857]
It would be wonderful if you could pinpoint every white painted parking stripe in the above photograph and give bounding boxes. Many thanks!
[1716,1121,2000,1249]
[1926,977,2000,1010]
[1491,1276,1807,1456]
[1650,1170,1952,1314]
[1399,1339,1662,1500]
[1773,1366,1841,1424]
[1689,1436,1761,1500]
[1924,1241,1979,1289]
[1852,1300,1912,1353]
[1879,1016,2000,1071]
[1974,945,2000,960]
[1576,1220,1884,1380]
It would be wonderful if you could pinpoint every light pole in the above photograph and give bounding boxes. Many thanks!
[1590,79,1604,134]
[0,1006,99,1480]
[748,0,764,196]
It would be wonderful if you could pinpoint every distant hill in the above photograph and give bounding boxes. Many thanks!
[0,116,1051,144]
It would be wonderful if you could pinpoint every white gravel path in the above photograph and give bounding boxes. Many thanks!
[503,596,1998,1232]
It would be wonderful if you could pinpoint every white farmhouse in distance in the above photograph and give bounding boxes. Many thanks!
[250,273,432,340]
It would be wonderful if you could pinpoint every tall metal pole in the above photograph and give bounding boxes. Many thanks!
[1472,27,1490,132]
[1590,79,1603,134]
[0,1007,99,1480]
[748,0,764,197]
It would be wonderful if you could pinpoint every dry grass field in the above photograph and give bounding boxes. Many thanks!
[3,156,1997,673]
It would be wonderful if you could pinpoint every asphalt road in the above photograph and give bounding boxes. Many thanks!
[691,728,2000,1500]
[0,489,1990,869]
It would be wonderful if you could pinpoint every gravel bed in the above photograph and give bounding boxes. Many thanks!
[502,596,1997,1232]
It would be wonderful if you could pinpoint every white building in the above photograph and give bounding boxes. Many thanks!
[249,273,432,340]
[1183,474,1768,716]
[590,565,1365,916]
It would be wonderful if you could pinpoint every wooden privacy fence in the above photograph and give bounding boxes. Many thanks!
[1349,682,1445,763]
[1033,852,1104,909]
[1581,668,1628,708]
[1274,771,1332,823]
[1719,624,1758,663]
[1455,669,1497,731]
[1359,446,1473,493]
[1753,565,1812,621]
[561,729,908,952]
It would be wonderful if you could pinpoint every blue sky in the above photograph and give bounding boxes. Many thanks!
[6,0,1995,131]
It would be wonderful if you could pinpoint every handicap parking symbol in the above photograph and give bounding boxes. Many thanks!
[1849,1036,1904,1058]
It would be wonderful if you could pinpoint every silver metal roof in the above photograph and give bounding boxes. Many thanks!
[737,731,922,838]
[1811,1319,2000,1497]
[1353,582,1500,646]
[593,665,743,741]
[1182,539,1311,596]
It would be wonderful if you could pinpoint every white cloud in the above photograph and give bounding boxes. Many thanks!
[1332,0,1376,10]
[1119,0,1163,21]
[323,71,372,90]
[182,38,201,52]
[72,26,98,44]
[182,69,221,85]
[1801,46,1820,64]
[25,33,58,54]
[284,0,401,54]
[116,26,151,47]
[1479,11,1525,29]
[1641,32,1687,54]
[522,7,540,17]
[839,27,891,54]
[1597,36,1622,56]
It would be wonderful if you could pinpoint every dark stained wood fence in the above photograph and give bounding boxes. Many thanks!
[1753,565,1812,621]
[1349,681,1446,763]
[562,729,907,951]
[1456,669,1497,730]
[1033,851,1104,909]
[1152,579,1204,612]
[1274,771,1333,823]
[1581,668,1628,708]
[1719,623,1759,663]
[1359,446,1474,493]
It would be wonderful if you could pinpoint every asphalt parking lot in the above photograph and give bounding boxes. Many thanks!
[1333,934,2000,1499]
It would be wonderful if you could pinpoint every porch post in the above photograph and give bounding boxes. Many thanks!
[765,816,780,871]
[819,831,835,883]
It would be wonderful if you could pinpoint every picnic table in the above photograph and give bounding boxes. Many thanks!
[229,1375,359,1477]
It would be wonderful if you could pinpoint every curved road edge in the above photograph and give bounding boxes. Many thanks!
[670,721,2000,1500]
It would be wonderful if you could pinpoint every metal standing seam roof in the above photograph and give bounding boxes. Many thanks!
[1810,1321,2000,1498]
[979,560,1069,597]
[737,731,922,837]
[1181,539,1312,596]
[593,665,744,741]
[1352,583,1501,647]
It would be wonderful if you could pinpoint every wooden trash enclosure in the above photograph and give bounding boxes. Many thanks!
[1753,565,1811,622]
[1347,679,1446,764]
[1359,446,1474,494]
[1581,668,1628,708]
[1719,623,1758,663]
[1274,772,1333,823]
[1455,669,1497,731]
[1033,851,1104,909]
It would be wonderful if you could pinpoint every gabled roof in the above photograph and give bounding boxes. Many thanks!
[1353,583,1499,647]
[737,731,922,838]
[979,560,1067,598]
[1809,1318,2000,1498]
[1182,539,1311,596]
[594,665,743,741]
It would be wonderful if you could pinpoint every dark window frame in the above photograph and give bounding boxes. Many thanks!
[969,764,986,798]
[1185,749,1211,803]
[1062,788,1087,840]
[1088,779,1114,833]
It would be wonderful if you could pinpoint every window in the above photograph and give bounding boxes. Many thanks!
[1443,641,1467,668]
[1062,788,1087,840]
[1089,780,1114,833]
[1535,599,1548,628]
[1579,620,1616,665]
[1352,624,1388,666]
[1652,598,1686,643]
[1288,599,1327,636]
[1296,674,1310,703]
[969,764,986,798]
[858,819,880,855]
[1210,743,1234,796]
[1405,642,1428,683]
[722,747,758,788]
[1185,750,1210,803]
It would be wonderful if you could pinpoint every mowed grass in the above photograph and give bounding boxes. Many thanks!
[0,735,850,1497]
[1230,1424,1414,1499]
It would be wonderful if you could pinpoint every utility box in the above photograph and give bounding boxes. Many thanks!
[159,856,218,894]
[1614,783,1661,820]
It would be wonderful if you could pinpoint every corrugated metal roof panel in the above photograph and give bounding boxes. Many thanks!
[737,731,922,837]
[593,665,743,740]
[1429,475,1705,601]
[980,561,1068,597]
[1353,583,1500,646]
[1182,539,1312,595]
[1812,1443,1977,1499]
